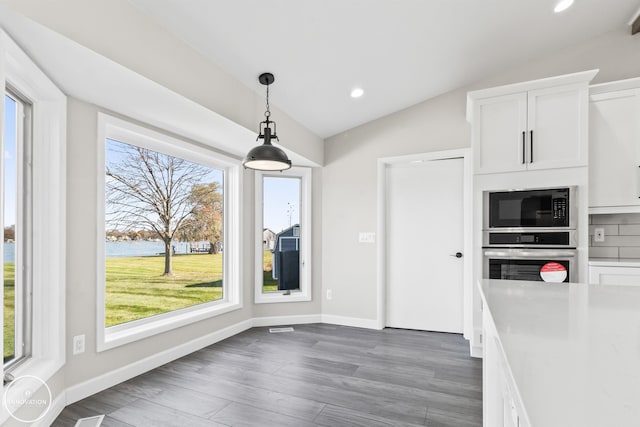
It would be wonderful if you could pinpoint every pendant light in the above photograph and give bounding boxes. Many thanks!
[243,73,292,171]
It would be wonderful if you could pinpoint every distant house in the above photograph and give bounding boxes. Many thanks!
[272,225,300,290]
[263,228,276,250]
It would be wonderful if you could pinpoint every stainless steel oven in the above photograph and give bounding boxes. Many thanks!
[483,248,576,283]
[482,186,579,283]
[484,186,576,230]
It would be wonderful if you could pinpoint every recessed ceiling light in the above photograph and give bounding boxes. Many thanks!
[554,0,574,13]
[350,87,364,98]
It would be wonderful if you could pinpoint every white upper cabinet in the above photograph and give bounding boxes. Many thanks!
[467,70,597,175]
[589,79,640,213]
[527,85,588,170]
[472,93,527,173]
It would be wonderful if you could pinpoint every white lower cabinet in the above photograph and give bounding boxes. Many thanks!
[589,264,640,286]
[483,309,530,427]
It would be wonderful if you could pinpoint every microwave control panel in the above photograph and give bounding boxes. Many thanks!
[552,198,567,224]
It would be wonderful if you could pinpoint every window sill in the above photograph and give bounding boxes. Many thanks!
[98,300,242,352]
[5,357,63,384]
[254,291,311,304]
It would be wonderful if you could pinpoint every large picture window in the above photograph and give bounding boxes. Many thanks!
[104,139,225,326]
[255,167,311,303]
[97,114,241,351]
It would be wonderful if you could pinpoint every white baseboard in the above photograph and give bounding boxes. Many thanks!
[251,314,322,327]
[470,327,483,358]
[470,345,483,358]
[321,314,382,330]
[65,318,253,405]
[34,391,67,427]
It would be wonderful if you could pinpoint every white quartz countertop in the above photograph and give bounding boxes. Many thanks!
[480,279,640,427]
[589,258,640,267]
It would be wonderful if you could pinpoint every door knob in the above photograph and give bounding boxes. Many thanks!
[450,252,463,258]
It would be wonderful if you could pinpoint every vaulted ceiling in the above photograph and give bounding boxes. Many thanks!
[128,0,640,138]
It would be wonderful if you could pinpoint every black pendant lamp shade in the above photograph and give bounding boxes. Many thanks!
[243,73,292,171]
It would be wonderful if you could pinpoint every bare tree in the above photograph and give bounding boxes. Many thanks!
[177,182,223,253]
[105,140,216,275]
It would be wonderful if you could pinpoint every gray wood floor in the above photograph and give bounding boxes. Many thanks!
[52,324,482,427]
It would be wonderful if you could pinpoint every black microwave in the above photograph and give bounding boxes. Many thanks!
[484,187,576,230]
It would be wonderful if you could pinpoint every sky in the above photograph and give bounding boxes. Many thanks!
[4,95,17,228]
[263,176,300,233]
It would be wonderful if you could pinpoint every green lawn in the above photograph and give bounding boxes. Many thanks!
[4,262,15,362]
[262,250,277,292]
[106,253,223,326]
[4,251,280,352]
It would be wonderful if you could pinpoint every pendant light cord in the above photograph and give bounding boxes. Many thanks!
[264,83,271,120]
[258,74,278,141]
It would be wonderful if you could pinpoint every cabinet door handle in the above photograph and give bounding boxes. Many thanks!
[530,130,534,163]
[522,131,526,164]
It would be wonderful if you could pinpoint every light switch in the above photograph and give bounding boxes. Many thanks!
[359,232,375,243]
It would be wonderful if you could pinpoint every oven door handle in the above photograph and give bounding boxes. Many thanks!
[484,250,577,258]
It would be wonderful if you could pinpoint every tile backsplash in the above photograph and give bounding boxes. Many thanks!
[590,213,640,259]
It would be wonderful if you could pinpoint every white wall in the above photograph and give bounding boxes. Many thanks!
[322,27,640,322]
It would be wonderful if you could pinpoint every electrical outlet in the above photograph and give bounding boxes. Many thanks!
[594,227,605,243]
[73,334,85,355]
[326,289,333,300]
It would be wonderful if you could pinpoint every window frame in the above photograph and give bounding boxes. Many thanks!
[0,29,66,420]
[96,113,243,352]
[254,167,312,304]
[3,88,33,369]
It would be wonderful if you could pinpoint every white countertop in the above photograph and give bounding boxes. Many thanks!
[480,279,640,427]
[589,258,640,267]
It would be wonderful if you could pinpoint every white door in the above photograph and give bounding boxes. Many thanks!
[386,157,464,333]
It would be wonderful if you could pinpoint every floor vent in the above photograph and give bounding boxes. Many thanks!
[269,327,295,333]
[74,415,105,427]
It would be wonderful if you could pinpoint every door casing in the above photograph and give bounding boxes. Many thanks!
[377,149,473,340]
